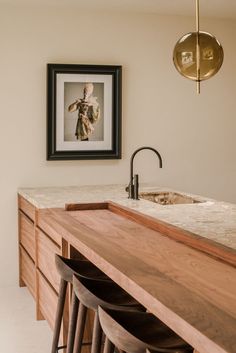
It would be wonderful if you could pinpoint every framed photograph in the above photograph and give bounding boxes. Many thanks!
[47,64,122,160]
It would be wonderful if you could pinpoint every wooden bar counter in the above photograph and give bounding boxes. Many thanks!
[18,185,236,353]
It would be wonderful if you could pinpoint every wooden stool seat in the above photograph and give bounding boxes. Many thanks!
[73,275,144,311]
[55,255,109,283]
[98,307,193,353]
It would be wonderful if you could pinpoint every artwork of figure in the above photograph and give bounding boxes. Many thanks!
[68,83,100,141]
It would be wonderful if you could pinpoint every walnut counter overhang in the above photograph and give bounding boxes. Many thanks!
[37,201,236,353]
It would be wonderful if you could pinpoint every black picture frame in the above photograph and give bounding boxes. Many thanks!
[47,63,122,160]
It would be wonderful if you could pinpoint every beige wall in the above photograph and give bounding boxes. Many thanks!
[0,4,236,286]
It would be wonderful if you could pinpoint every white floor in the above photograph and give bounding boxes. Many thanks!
[0,286,52,353]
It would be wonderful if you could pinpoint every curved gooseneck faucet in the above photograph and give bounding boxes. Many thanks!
[126,146,163,200]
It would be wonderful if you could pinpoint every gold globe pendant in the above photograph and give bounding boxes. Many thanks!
[173,31,224,80]
[173,0,224,93]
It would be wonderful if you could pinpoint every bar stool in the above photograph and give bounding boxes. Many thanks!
[98,306,193,353]
[51,255,110,353]
[67,275,145,353]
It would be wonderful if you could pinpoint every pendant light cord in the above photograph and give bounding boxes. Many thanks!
[196,0,200,93]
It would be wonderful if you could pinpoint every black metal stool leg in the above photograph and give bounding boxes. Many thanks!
[103,337,115,353]
[73,303,88,353]
[66,291,80,353]
[51,278,68,353]
[91,311,103,353]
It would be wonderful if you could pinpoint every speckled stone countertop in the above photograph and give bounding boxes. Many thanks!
[18,184,236,251]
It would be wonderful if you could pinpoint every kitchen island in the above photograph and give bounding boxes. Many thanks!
[18,185,236,353]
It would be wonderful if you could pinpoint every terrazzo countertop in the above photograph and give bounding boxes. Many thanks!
[18,184,236,251]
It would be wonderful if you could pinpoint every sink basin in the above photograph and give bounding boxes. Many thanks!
[139,191,202,205]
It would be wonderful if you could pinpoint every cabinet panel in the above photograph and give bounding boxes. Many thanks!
[37,213,62,246]
[36,228,61,292]
[20,245,35,298]
[37,271,58,330]
[37,271,68,344]
[19,195,35,222]
[19,212,35,261]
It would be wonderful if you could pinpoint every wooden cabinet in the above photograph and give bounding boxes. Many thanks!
[18,195,68,345]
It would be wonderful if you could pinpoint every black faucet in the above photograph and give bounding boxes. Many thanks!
[126,146,163,200]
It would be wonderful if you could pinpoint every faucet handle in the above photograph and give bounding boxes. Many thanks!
[125,182,135,199]
[125,175,139,199]
[133,174,139,200]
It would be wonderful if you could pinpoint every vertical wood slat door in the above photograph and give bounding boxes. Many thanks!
[18,195,36,295]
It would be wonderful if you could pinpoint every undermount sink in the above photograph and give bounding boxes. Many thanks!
[139,191,203,205]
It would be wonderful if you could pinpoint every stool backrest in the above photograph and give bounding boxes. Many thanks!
[98,306,147,353]
[73,275,116,311]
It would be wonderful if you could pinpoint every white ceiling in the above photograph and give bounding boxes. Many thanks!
[1,0,236,19]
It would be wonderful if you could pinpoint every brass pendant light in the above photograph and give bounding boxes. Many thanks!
[173,0,224,93]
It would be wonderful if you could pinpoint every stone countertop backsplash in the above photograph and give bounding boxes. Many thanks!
[18,184,236,251]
